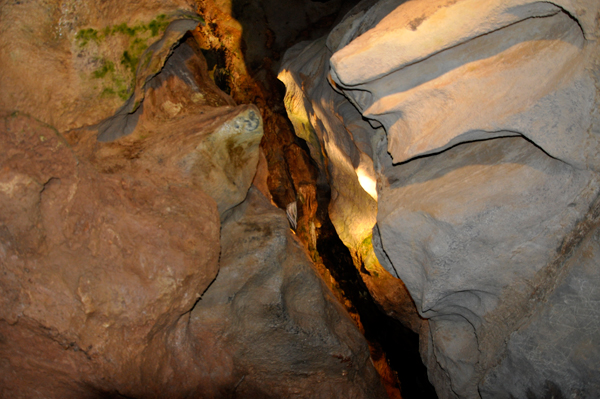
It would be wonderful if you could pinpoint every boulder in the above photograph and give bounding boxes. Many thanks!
[376,135,599,398]
[0,111,221,397]
[184,187,388,398]
[280,0,600,397]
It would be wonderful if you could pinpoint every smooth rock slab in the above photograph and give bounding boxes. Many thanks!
[329,0,600,170]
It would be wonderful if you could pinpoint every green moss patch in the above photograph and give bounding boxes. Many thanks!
[75,28,100,46]
[92,60,115,78]
[75,15,170,48]
[76,14,174,101]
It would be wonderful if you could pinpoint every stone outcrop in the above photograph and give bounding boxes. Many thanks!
[0,1,386,397]
[280,0,600,397]
[186,186,387,398]
[0,109,221,397]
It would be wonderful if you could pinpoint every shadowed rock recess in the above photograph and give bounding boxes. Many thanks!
[1,1,599,399]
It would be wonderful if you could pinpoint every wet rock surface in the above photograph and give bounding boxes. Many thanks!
[280,0,600,397]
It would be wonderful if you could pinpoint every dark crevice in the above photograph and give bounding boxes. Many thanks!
[201,47,231,94]
[201,1,439,396]
[391,132,566,168]
[316,185,437,399]
[182,267,220,318]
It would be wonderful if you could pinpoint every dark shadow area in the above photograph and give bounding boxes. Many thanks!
[316,185,437,399]
[523,381,566,399]
[201,47,231,94]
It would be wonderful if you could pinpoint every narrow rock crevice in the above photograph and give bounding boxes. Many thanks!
[315,191,438,399]
[194,1,441,397]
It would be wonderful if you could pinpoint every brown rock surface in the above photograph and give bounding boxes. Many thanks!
[185,187,388,398]
[0,0,202,133]
[0,111,221,397]
[0,1,390,397]
[193,7,408,398]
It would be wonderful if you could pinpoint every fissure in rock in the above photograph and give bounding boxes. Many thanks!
[4,0,598,398]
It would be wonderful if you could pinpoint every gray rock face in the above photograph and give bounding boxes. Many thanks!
[280,0,600,397]
[330,1,600,169]
[187,187,388,399]
[376,135,600,398]
[480,218,600,398]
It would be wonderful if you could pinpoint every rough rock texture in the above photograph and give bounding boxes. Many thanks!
[279,27,423,334]
[480,210,600,398]
[0,0,202,133]
[192,6,407,397]
[0,1,387,396]
[0,111,221,397]
[186,187,388,399]
[280,0,600,397]
[329,0,600,169]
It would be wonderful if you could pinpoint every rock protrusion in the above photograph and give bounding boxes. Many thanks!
[280,0,600,397]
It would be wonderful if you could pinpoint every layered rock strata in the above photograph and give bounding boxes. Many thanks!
[280,0,600,397]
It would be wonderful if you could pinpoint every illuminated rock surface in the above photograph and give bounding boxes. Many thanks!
[280,0,600,397]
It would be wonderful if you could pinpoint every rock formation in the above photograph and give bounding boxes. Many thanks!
[280,0,600,397]
[0,0,386,397]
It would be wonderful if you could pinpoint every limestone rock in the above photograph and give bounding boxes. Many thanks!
[279,31,424,333]
[281,0,600,397]
[70,37,260,218]
[376,135,599,398]
[186,105,263,216]
[329,0,600,170]
[96,18,204,142]
[280,37,378,250]
[480,218,600,398]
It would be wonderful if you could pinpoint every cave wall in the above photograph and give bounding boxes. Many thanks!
[279,0,600,397]
[0,0,388,397]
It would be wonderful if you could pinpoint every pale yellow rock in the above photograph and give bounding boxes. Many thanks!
[184,105,264,217]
